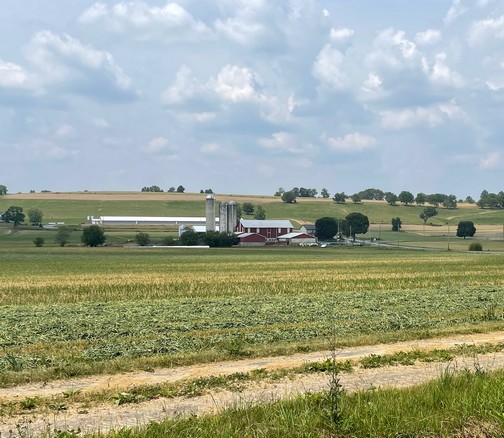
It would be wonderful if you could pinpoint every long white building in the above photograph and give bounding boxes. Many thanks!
[87,216,219,226]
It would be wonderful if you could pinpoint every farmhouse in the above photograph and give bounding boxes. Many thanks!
[236,219,294,240]
[299,224,316,236]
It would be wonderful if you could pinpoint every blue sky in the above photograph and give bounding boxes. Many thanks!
[1,0,503,198]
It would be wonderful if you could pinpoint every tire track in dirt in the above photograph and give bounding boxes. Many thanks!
[1,331,504,436]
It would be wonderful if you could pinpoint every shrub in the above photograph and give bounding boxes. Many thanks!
[469,242,483,251]
[33,237,45,247]
[135,232,151,246]
[82,225,106,247]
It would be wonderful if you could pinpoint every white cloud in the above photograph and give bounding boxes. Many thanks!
[361,73,383,98]
[161,65,206,105]
[415,29,442,45]
[312,44,347,90]
[259,132,306,154]
[487,80,504,90]
[212,64,258,102]
[422,53,464,87]
[24,31,134,96]
[0,58,31,88]
[468,15,504,46]
[146,137,169,153]
[324,132,376,152]
[330,27,354,42]
[381,102,467,129]
[444,0,468,25]
[79,1,210,40]
[479,152,502,169]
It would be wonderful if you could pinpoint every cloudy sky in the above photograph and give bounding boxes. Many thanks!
[1,0,503,197]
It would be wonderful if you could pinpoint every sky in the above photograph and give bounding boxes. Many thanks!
[1,0,503,198]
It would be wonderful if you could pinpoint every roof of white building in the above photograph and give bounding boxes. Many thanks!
[240,219,293,228]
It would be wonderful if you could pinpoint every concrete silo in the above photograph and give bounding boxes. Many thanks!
[228,201,237,233]
[206,195,216,231]
[219,202,228,234]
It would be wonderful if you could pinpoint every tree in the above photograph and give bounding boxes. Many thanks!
[456,221,476,239]
[356,188,384,200]
[442,194,457,209]
[419,206,438,224]
[332,192,346,204]
[351,194,361,204]
[315,217,338,240]
[321,188,330,198]
[33,237,45,247]
[464,196,475,204]
[55,226,72,247]
[299,187,317,197]
[2,206,25,226]
[384,192,398,206]
[203,231,237,247]
[426,193,446,207]
[0,185,7,195]
[176,185,185,193]
[135,232,151,246]
[141,185,163,192]
[398,191,414,205]
[179,228,200,246]
[27,208,43,225]
[343,212,369,240]
[281,190,297,203]
[254,205,266,220]
[168,187,176,192]
[242,202,255,215]
[415,193,427,205]
[391,217,402,232]
[81,225,106,247]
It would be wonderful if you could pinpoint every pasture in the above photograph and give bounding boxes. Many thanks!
[1,246,503,388]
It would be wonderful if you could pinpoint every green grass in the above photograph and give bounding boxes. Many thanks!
[2,194,504,226]
[87,368,504,438]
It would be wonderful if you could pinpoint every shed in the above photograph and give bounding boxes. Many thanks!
[237,232,267,246]
[299,224,316,235]
[277,232,318,246]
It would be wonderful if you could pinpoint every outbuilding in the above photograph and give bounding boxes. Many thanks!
[277,232,318,246]
[237,232,267,246]
[236,219,294,240]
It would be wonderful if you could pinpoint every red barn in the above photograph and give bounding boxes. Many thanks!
[236,219,294,240]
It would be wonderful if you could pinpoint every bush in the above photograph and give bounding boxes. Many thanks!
[33,237,45,247]
[82,225,106,247]
[469,242,483,251]
[135,232,151,246]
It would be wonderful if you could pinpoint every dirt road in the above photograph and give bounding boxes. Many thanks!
[1,331,504,437]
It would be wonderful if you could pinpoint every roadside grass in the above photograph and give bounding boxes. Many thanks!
[87,368,504,438]
[3,343,503,417]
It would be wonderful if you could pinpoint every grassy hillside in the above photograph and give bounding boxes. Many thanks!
[1,192,503,226]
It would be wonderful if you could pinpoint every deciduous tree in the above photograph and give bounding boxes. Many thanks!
[82,225,106,247]
[391,217,402,232]
[2,206,25,226]
[55,226,72,247]
[254,205,266,220]
[0,185,7,195]
[456,221,476,239]
[419,206,438,224]
[398,191,414,205]
[27,208,43,225]
[344,212,369,240]
[242,202,255,215]
[315,217,338,240]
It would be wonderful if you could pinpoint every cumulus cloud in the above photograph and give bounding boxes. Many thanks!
[161,65,206,105]
[422,53,464,87]
[312,44,347,90]
[381,102,467,129]
[444,0,468,25]
[259,131,307,154]
[324,132,377,152]
[23,31,135,100]
[415,29,442,45]
[330,27,354,46]
[468,15,504,46]
[211,64,258,102]
[145,137,170,153]
[0,58,32,89]
[361,73,383,98]
[79,1,210,41]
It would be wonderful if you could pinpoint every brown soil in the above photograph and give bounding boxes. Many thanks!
[1,331,504,436]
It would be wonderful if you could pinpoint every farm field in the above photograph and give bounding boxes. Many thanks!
[1,246,504,389]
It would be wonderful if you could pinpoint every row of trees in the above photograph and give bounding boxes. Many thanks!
[241,203,266,220]
[141,185,185,193]
[315,213,370,241]
[477,190,504,209]
[1,206,44,226]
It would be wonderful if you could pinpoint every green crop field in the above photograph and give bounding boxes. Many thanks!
[1,245,503,387]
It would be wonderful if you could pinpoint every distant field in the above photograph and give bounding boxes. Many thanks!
[1,191,504,227]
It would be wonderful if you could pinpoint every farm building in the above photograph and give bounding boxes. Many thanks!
[299,224,316,235]
[88,216,214,226]
[236,219,294,240]
[236,232,267,247]
[277,232,317,246]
